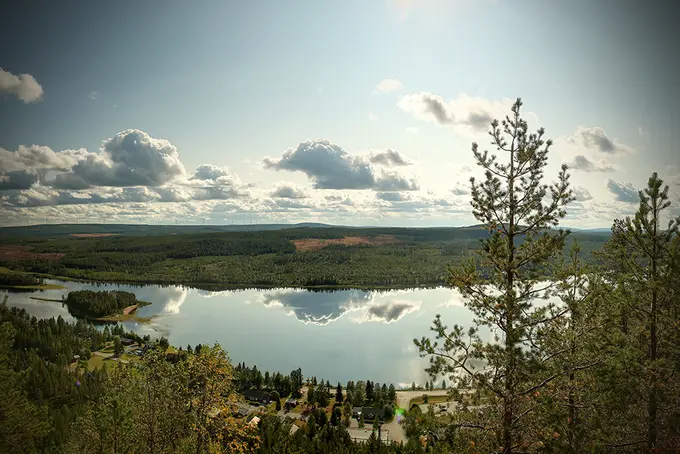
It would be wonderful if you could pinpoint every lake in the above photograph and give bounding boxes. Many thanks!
[2,280,485,386]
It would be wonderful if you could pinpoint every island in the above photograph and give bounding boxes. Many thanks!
[64,289,152,322]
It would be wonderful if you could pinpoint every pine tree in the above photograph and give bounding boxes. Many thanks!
[597,173,680,450]
[336,382,343,403]
[415,98,573,453]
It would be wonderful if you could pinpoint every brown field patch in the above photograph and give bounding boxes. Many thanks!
[70,233,119,238]
[292,234,399,252]
[0,245,64,261]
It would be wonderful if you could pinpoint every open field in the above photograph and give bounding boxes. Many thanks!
[0,245,65,262]
[292,234,399,251]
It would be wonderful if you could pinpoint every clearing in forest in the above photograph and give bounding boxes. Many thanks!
[292,234,399,251]
[0,245,65,261]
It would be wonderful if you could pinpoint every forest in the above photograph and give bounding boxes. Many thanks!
[0,270,43,287]
[64,290,146,318]
[0,225,609,288]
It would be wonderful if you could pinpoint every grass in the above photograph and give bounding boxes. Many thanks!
[409,395,450,406]
[86,354,107,370]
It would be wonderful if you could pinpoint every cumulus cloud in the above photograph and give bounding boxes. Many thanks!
[0,145,91,192]
[0,145,88,174]
[0,130,255,209]
[451,183,470,196]
[607,179,639,203]
[0,68,44,103]
[54,129,186,189]
[0,171,39,190]
[565,126,635,155]
[376,192,410,202]
[398,92,513,132]
[375,79,403,93]
[262,139,418,191]
[566,155,615,173]
[368,149,412,166]
[572,186,593,202]
[271,184,308,199]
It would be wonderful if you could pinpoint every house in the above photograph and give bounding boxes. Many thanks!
[72,354,80,363]
[244,390,272,405]
[284,398,297,410]
[248,416,260,428]
[362,407,383,422]
[120,337,135,346]
[352,407,384,422]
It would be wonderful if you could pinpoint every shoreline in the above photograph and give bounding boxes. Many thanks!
[4,268,446,291]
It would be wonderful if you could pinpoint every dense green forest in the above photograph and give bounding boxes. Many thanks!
[0,270,43,287]
[64,290,147,318]
[0,225,609,288]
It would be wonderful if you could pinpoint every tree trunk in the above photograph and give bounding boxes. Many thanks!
[647,198,659,452]
[503,143,516,454]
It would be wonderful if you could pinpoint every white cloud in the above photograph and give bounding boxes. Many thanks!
[376,191,411,202]
[405,127,419,134]
[0,68,44,103]
[398,92,517,135]
[572,186,593,202]
[566,155,615,173]
[375,78,403,93]
[54,129,186,189]
[368,149,413,166]
[563,126,635,155]
[450,183,469,196]
[368,110,378,122]
[606,179,639,203]
[270,184,308,199]
[89,91,98,101]
[262,139,418,191]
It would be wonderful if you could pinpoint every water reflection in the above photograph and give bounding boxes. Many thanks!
[2,281,475,384]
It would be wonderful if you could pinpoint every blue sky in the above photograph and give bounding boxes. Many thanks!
[1,0,678,227]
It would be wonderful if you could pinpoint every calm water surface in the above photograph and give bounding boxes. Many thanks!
[2,280,481,386]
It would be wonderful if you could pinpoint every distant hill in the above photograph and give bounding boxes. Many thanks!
[0,222,334,239]
[0,222,612,241]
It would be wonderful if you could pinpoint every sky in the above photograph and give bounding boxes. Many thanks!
[1,0,679,228]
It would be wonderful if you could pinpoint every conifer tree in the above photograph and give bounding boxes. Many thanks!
[597,173,680,450]
[415,98,573,453]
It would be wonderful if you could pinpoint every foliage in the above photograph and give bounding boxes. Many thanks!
[415,98,574,452]
[65,289,141,318]
[0,270,43,287]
